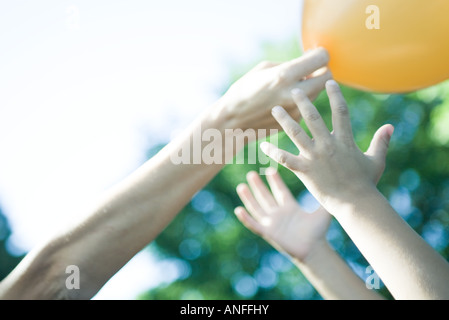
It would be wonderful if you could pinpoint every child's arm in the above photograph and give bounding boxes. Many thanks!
[0,49,331,300]
[261,80,449,299]
[235,168,383,300]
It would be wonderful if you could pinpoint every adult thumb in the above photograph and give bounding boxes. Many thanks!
[365,124,395,162]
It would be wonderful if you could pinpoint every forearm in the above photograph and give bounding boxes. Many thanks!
[0,100,235,299]
[292,240,384,300]
[257,76,449,299]
[331,187,449,300]
[0,50,330,299]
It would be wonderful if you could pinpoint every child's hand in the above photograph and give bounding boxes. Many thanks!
[260,80,394,211]
[257,81,449,300]
[235,168,330,261]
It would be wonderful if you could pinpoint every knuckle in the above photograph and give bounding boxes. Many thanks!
[341,135,356,148]
[275,69,290,85]
[258,60,273,69]
[326,142,337,154]
[277,152,287,165]
[304,112,321,122]
[335,103,349,116]
[318,139,336,155]
[287,125,303,138]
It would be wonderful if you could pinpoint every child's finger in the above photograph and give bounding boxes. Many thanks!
[246,171,277,210]
[236,183,268,221]
[265,168,296,205]
[326,80,354,140]
[234,207,264,236]
[271,106,312,153]
[365,124,395,183]
[260,142,304,172]
[291,89,331,140]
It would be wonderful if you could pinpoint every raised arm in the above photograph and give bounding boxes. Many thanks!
[261,80,449,300]
[235,168,383,300]
[0,49,331,299]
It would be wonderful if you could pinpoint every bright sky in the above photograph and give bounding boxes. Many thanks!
[0,0,303,299]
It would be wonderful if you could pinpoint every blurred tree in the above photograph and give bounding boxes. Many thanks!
[0,206,23,282]
[139,37,449,300]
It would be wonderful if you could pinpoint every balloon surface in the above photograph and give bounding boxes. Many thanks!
[301,0,449,93]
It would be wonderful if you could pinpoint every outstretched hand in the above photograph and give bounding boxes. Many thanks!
[235,168,330,261]
[218,48,332,132]
[260,80,394,211]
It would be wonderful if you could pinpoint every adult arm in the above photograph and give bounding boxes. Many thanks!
[0,49,331,299]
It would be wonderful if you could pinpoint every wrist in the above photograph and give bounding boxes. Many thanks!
[325,185,396,227]
[293,238,333,267]
[208,96,244,131]
[321,183,380,218]
[205,98,262,156]
[168,99,249,165]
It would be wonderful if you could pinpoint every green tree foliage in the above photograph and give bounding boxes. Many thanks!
[140,38,449,300]
[0,207,23,281]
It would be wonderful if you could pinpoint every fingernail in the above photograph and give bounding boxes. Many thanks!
[326,79,339,87]
[265,167,277,175]
[236,184,247,193]
[246,171,259,180]
[291,88,303,96]
[387,124,395,137]
[271,105,284,115]
[260,142,270,153]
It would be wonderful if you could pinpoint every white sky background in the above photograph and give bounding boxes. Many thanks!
[0,0,303,299]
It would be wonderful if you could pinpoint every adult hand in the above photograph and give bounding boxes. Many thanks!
[216,48,331,132]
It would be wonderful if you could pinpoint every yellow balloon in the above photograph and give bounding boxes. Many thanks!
[301,0,449,93]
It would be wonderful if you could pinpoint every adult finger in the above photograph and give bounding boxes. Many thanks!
[277,48,329,83]
[250,60,280,73]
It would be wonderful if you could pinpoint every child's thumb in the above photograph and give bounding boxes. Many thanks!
[365,124,395,162]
